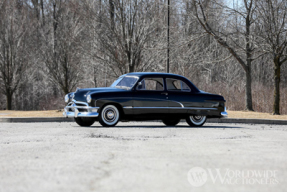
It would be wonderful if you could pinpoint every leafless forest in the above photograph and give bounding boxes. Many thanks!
[0,0,287,114]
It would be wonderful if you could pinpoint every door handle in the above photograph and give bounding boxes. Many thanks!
[161,92,168,96]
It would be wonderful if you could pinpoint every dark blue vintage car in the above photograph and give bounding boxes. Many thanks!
[63,72,227,127]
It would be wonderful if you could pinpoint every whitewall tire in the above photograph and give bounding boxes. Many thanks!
[99,105,120,127]
[186,116,206,127]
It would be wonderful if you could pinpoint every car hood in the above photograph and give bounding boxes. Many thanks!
[73,87,126,102]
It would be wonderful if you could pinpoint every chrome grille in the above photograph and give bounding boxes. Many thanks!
[67,101,89,112]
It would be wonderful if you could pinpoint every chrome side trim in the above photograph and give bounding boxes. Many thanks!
[132,107,171,109]
[97,97,159,101]
[123,106,133,109]
[170,100,184,108]
[185,107,217,110]
[129,107,217,110]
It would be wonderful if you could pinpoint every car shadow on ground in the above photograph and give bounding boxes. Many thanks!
[76,125,244,129]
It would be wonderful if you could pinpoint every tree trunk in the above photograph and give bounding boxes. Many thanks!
[245,14,253,111]
[273,60,280,115]
[6,92,12,110]
[129,64,134,73]
[40,0,45,26]
[94,66,97,87]
[109,0,114,29]
[245,65,253,111]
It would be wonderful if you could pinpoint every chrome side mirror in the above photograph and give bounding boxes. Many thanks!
[136,81,143,90]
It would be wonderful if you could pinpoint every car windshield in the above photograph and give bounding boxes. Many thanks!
[110,76,138,90]
[110,75,125,87]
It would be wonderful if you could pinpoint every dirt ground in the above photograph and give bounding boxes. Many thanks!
[1,110,287,120]
[0,122,286,192]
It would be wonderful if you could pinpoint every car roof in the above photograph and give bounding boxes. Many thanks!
[126,72,185,78]
[126,72,200,92]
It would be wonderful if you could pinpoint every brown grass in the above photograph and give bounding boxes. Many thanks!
[227,110,287,120]
[0,110,63,118]
[1,110,287,120]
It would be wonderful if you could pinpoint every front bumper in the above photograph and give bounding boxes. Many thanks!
[63,101,99,118]
[221,107,228,117]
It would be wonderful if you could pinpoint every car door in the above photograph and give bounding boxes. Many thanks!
[167,78,219,116]
[166,78,194,114]
[133,77,169,115]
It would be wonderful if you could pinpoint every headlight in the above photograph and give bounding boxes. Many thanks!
[87,95,92,103]
[65,94,69,103]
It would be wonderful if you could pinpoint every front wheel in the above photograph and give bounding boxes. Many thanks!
[74,117,95,127]
[99,105,120,127]
[186,116,206,127]
[162,119,181,126]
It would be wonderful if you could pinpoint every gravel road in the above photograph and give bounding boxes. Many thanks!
[0,122,286,192]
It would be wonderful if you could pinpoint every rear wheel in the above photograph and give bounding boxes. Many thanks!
[186,116,206,127]
[162,119,181,126]
[74,117,95,127]
[99,105,120,127]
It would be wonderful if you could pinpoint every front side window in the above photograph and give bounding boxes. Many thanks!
[112,76,138,90]
[166,78,191,92]
[137,78,164,91]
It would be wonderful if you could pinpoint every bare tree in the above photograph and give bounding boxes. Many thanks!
[0,1,31,110]
[85,0,165,77]
[41,0,85,94]
[29,0,45,25]
[192,0,258,111]
[256,0,287,115]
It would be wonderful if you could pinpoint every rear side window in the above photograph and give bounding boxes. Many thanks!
[166,78,191,92]
[137,78,164,91]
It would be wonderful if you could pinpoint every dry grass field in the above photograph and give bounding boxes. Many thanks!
[0,110,63,118]
[1,110,287,120]
[227,110,287,120]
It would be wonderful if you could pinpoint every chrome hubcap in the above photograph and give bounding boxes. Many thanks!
[103,107,118,123]
[193,116,203,121]
[107,111,115,119]
[190,115,206,125]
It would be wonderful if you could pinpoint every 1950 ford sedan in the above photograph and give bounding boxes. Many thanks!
[63,72,227,127]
